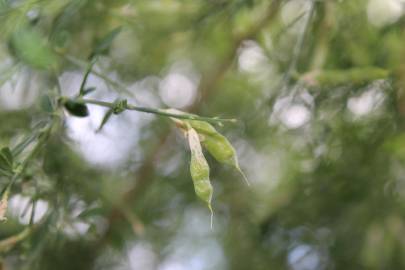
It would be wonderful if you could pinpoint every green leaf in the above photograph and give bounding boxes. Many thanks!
[12,130,42,157]
[97,108,114,132]
[77,207,104,219]
[187,120,250,185]
[81,87,96,96]
[0,168,13,178]
[11,27,58,70]
[40,95,54,113]
[78,59,96,96]
[97,99,127,132]
[90,26,122,59]
[0,147,13,167]
[0,147,13,176]
[63,99,89,117]
[187,127,214,223]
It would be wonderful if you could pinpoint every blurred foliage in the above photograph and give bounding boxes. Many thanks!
[1,0,405,269]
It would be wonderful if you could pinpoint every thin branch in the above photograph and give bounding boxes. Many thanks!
[63,54,135,98]
[300,67,390,87]
[78,58,96,96]
[78,98,237,124]
[0,227,31,253]
[282,0,316,88]
[194,0,282,105]
[309,1,335,71]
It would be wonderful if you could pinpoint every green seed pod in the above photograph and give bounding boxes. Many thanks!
[165,109,249,186]
[64,99,89,117]
[187,120,250,185]
[187,128,213,217]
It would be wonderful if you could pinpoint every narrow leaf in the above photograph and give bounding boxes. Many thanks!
[40,95,54,113]
[78,207,104,219]
[12,132,39,157]
[90,26,122,58]
[97,108,114,132]
[81,87,96,96]
[0,168,13,178]
[0,147,13,167]
[0,147,13,174]
[78,59,96,96]
[11,27,58,70]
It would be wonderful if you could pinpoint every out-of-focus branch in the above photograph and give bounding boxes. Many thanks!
[300,67,390,87]
[0,206,50,253]
[309,1,334,71]
[394,26,405,120]
[195,0,282,104]
[0,227,32,253]
[281,0,316,87]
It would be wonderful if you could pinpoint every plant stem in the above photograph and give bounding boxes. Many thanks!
[78,58,96,96]
[0,227,32,252]
[78,98,236,124]
[63,54,135,97]
[282,0,316,88]
[301,67,390,87]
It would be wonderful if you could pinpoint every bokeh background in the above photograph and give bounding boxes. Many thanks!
[1,0,405,269]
